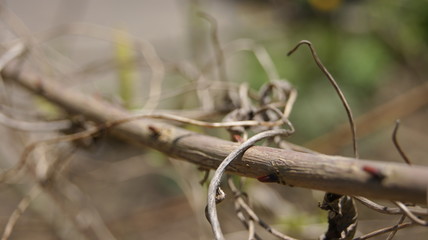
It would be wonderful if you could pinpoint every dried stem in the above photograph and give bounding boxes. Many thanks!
[0,125,99,183]
[223,39,280,82]
[228,178,296,240]
[137,39,165,111]
[353,222,413,240]
[287,40,358,158]
[198,11,227,83]
[228,178,262,240]
[354,197,428,216]
[207,129,294,240]
[385,215,406,240]
[0,110,71,131]
[1,186,41,240]
[394,201,428,226]
[392,119,411,165]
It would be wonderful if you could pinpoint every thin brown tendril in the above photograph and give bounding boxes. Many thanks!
[392,119,411,165]
[287,40,358,159]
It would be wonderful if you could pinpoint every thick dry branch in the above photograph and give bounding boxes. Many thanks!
[2,63,428,204]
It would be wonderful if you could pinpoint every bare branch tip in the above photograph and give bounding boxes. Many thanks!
[392,119,411,165]
[286,40,311,56]
[287,39,358,158]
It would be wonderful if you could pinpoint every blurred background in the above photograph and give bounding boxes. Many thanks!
[0,0,427,239]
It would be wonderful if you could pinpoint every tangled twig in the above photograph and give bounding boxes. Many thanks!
[354,197,428,216]
[394,201,428,226]
[227,177,296,240]
[386,215,407,240]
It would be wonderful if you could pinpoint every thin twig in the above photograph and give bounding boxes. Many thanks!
[385,215,406,240]
[228,177,296,240]
[137,39,165,111]
[353,222,413,240]
[198,11,227,83]
[198,11,228,111]
[236,196,296,240]
[207,128,294,240]
[1,186,41,240]
[247,220,256,240]
[198,167,210,185]
[394,201,428,226]
[227,177,262,240]
[223,39,280,82]
[0,125,99,183]
[389,120,414,238]
[58,177,118,240]
[0,41,71,132]
[283,88,297,119]
[0,42,26,70]
[194,38,285,110]
[40,181,97,240]
[0,110,71,131]
[354,197,428,216]
[287,40,358,158]
[12,22,165,112]
[0,41,26,104]
[392,119,411,165]
[119,113,286,129]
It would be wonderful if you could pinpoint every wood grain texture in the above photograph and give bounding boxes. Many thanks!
[2,63,428,204]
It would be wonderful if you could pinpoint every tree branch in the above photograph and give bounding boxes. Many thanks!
[2,62,428,204]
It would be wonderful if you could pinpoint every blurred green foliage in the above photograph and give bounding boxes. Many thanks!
[114,29,138,109]
[235,0,428,143]
[34,96,63,119]
[277,210,327,237]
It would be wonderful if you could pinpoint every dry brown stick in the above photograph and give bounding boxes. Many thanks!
[2,63,428,204]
